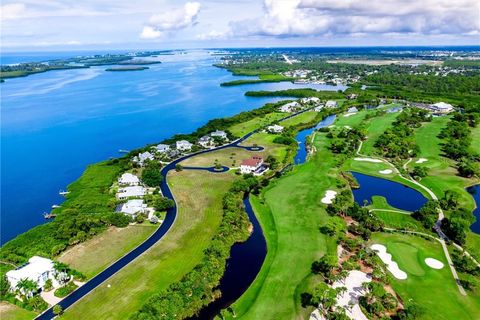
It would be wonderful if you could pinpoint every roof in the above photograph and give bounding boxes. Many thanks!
[268,124,284,131]
[119,173,139,184]
[155,144,170,151]
[118,199,147,215]
[210,130,227,137]
[176,140,192,145]
[241,156,263,167]
[6,256,54,281]
[118,186,146,198]
[432,102,453,110]
[199,135,213,142]
[326,100,337,106]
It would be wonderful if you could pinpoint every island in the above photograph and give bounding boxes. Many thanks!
[105,66,149,72]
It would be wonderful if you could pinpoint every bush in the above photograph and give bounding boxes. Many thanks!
[54,282,78,298]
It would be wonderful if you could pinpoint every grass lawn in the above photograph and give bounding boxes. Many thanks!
[470,125,480,155]
[61,170,234,320]
[371,233,480,320]
[58,224,157,278]
[228,129,342,319]
[360,111,399,155]
[279,111,318,127]
[0,302,37,320]
[229,112,285,137]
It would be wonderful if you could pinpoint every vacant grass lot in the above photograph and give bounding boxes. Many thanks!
[62,171,234,320]
[0,302,37,320]
[279,111,318,127]
[58,224,157,278]
[371,233,480,320]
[229,129,341,319]
[229,112,285,137]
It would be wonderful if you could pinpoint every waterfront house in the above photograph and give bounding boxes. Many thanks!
[347,93,358,100]
[154,144,170,153]
[210,130,228,140]
[431,102,454,114]
[116,199,147,217]
[118,173,140,186]
[133,151,154,166]
[314,104,324,112]
[325,100,338,108]
[240,156,264,174]
[279,101,300,113]
[6,256,56,293]
[267,124,284,133]
[117,186,146,200]
[176,140,193,151]
[347,107,358,113]
[198,135,214,148]
[301,97,320,104]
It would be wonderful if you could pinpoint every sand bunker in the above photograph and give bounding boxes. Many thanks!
[416,158,428,164]
[344,125,351,129]
[354,157,383,163]
[425,258,444,269]
[344,113,357,117]
[321,190,337,204]
[371,244,408,280]
[379,169,393,174]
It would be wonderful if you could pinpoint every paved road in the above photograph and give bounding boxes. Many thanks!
[35,107,314,319]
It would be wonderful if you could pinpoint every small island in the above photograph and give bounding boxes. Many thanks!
[105,66,149,72]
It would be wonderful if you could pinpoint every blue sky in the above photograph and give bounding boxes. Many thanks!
[1,0,479,51]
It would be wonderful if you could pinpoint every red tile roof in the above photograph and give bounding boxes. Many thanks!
[241,156,263,167]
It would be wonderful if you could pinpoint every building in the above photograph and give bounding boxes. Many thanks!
[116,199,147,217]
[347,107,358,113]
[117,186,146,200]
[301,97,320,104]
[176,140,193,151]
[240,156,264,174]
[267,124,284,133]
[210,130,228,140]
[347,93,358,100]
[6,256,55,293]
[325,100,338,108]
[431,102,454,114]
[118,173,140,186]
[154,144,170,153]
[314,104,324,112]
[133,151,154,166]
[279,101,300,113]
[198,135,214,148]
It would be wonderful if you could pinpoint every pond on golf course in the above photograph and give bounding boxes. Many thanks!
[351,172,428,212]
[467,184,480,234]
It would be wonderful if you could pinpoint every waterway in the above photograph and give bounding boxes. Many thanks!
[351,172,428,212]
[1,50,345,244]
[294,114,336,164]
[467,185,480,234]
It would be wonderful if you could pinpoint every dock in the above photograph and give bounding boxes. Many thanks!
[43,213,57,219]
[59,190,70,196]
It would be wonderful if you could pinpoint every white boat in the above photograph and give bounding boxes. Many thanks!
[52,204,61,209]
[59,190,70,196]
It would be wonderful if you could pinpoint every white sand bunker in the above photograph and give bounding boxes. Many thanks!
[416,158,428,164]
[354,157,383,163]
[344,113,357,117]
[425,258,444,269]
[379,169,393,174]
[344,125,351,129]
[321,190,337,204]
[371,244,408,280]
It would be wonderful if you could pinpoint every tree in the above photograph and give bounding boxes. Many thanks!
[442,217,468,245]
[53,304,63,316]
[412,166,428,179]
[16,278,38,299]
[141,161,163,187]
[175,164,183,172]
[440,190,461,210]
[53,261,71,285]
[311,282,337,315]
[312,255,337,278]
[154,197,175,211]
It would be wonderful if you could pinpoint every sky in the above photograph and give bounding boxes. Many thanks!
[1,0,479,51]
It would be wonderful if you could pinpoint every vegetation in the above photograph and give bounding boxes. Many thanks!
[141,161,163,187]
[220,74,293,86]
[54,282,78,298]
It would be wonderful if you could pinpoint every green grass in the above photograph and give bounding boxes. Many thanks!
[58,224,157,278]
[371,233,480,320]
[220,74,293,86]
[228,130,342,319]
[0,302,37,320]
[62,171,234,320]
[470,125,480,155]
[279,111,318,127]
[229,112,285,137]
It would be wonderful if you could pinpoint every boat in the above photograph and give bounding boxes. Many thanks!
[43,212,57,219]
[59,190,70,196]
[119,149,129,153]
[52,204,61,209]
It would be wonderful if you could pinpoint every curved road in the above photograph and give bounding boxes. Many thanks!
[36,107,314,319]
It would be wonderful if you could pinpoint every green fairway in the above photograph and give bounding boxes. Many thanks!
[0,302,37,320]
[228,129,342,319]
[371,233,480,320]
[58,224,157,278]
[62,170,234,320]
[470,125,480,154]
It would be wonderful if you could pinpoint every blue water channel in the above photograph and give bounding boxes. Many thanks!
[294,114,336,164]
[351,172,428,212]
[467,185,480,234]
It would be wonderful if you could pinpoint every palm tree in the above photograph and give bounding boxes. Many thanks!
[16,278,38,299]
[53,261,71,285]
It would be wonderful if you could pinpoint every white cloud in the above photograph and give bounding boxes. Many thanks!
[0,3,26,21]
[229,0,480,38]
[196,30,229,40]
[140,2,201,40]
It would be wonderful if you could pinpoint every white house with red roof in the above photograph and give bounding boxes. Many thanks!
[240,156,264,174]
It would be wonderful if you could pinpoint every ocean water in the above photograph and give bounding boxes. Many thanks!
[0,50,344,243]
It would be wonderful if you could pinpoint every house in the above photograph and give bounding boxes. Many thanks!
[301,97,320,104]
[314,104,325,112]
[347,93,358,100]
[176,140,193,151]
[210,130,228,140]
[118,173,140,186]
[431,102,454,114]
[240,156,264,174]
[6,256,56,292]
[198,135,214,148]
[154,144,170,153]
[347,107,358,113]
[116,199,147,217]
[279,101,300,113]
[133,151,154,166]
[325,100,338,108]
[267,124,284,133]
[117,186,146,200]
